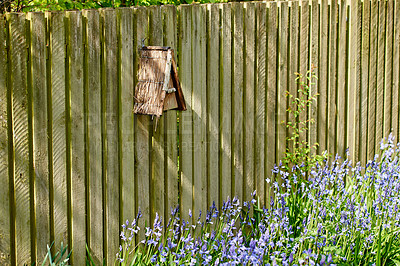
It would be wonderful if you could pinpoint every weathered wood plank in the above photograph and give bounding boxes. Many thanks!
[255,2,266,205]
[336,1,346,157]
[368,0,378,158]
[134,6,151,240]
[83,9,103,263]
[266,2,277,201]
[0,13,10,265]
[319,0,328,153]
[7,12,31,265]
[232,2,244,200]
[287,1,299,160]
[101,9,120,264]
[148,5,164,225]
[327,0,338,156]
[347,0,362,162]
[299,0,309,153]
[192,4,207,219]
[178,5,193,223]
[244,2,255,202]
[393,0,400,141]
[277,1,288,171]
[375,0,385,151]
[119,7,135,226]
[28,12,49,263]
[220,3,232,204]
[162,5,179,223]
[384,0,394,138]
[309,0,318,157]
[206,4,220,208]
[66,11,86,265]
[360,0,370,165]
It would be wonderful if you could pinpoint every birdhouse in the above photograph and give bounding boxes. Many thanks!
[133,46,186,117]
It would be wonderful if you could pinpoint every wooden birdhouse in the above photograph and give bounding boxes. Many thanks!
[133,46,186,117]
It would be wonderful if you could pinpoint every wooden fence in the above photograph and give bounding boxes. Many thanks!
[0,0,399,264]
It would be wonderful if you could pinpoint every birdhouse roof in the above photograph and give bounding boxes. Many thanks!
[133,46,186,117]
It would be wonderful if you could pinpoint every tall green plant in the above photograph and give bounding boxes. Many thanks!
[282,69,327,177]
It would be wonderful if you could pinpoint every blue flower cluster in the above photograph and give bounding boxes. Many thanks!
[117,135,400,265]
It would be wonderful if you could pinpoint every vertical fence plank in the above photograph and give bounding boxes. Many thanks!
[149,5,164,224]
[83,9,103,263]
[277,1,288,168]
[384,0,394,138]
[206,4,220,208]
[178,5,193,223]
[220,3,232,204]
[256,2,266,205]
[375,0,385,151]
[28,12,49,263]
[360,0,370,165]
[309,0,318,157]
[232,2,244,200]
[299,0,309,152]
[266,2,277,197]
[336,1,346,157]
[0,13,10,265]
[393,0,400,140]
[327,0,338,156]
[368,0,378,158]
[66,11,86,265]
[244,2,255,202]
[192,4,207,218]
[134,6,151,240]
[287,1,299,158]
[119,7,135,225]
[101,9,120,264]
[319,0,328,153]
[7,13,31,265]
[162,5,178,223]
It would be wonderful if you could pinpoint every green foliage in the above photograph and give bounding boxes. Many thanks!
[0,0,229,13]
[40,242,71,266]
[282,69,328,177]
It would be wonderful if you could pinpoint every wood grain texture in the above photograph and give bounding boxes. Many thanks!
[220,3,232,204]
[287,1,299,159]
[327,0,338,156]
[368,0,378,159]
[232,2,244,200]
[375,0,385,151]
[7,13,31,265]
[134,6,151,240]
[148,5,165,225]
[28,12,49,263]
[384,0,394,138]
[393,0,400,141]
[192,4,207,220]
[319,0,328,153]
[66,11,86,265]
[336,1,346,157]
[256,2,266,205]
[277,1,288,170]
[162,5,179,223]
[0,13,10,265]
[360,0,370,165]
[83,9,103,264]
[299,0,309,153]
[266,2,277,201]
[101,9,120,264]
[178,5,193,223]
[206,4,220,208]
[309,0,318,157]
[244,2,255,202]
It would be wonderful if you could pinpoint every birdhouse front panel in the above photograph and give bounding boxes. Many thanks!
[134,48,169,117]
